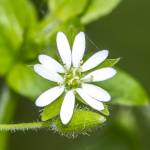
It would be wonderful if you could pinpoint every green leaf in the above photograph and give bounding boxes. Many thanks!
[48,0,88,21]
[41,95,64,121]
[0,0,23,50]
[0,86,17,150]
[101,104,110,116]
[81,0,121,24]
[38,18,84,47]
[48,0,65,11]
[34,17,84,48]
[100,58,120,68]
[52,109,106,137]
[98,69,149,106]
[8,0,38,60]
[7,64,54,100]
[50,18,84,46]
[0,0,37,75]
[0,46,14,75]
[31,18,84,62]
[9,0,37,28]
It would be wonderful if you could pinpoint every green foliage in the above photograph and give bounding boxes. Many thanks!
[0,0,37,76]
[48,0,121,24]
[100,58,120,68]
[0,0,37,51]
[0,46,14,75]
[34,17,84,50]
[0,0,23,50]
[41,95,64,121]
[81,0,122,24]
[49,0,88,21]
[8,0,37,28]
[101,104,110,116]
[41,97,109,123]
[0,86,17,150]
[7,64,53,99]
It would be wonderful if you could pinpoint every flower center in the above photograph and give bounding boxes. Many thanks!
[64,67,82,89]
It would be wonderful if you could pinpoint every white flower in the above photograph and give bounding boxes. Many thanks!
[34,32,117,125]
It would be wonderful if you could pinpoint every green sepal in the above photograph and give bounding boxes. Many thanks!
[101,104,110,116]
[100,58,120,68]
[41,95,64,121]
[52,109,106,137]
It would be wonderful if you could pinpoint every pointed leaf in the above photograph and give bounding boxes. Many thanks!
[81,0,121,24]
[49,0,88,21]
[41,95,64,121]
[7,64,54,99]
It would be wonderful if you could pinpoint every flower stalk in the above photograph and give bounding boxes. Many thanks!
[0,121,50,132]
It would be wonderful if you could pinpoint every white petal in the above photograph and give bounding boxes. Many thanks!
[82,67,117,82]
[76,88,104,111]
[81,50,109,72]
[35,86,64,107]
[39,55,65,73]
[34,64,64,83]
[60,90,75,125]
[72,32,85,68]
[82,83,111,102]
[56,32,71,70]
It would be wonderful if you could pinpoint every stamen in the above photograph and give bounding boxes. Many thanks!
[63,67,81,90]
[80,60,83,65]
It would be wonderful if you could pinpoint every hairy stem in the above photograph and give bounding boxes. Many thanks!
[0,121,51,132]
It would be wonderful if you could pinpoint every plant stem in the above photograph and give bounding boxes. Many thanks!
[0,121,50,132]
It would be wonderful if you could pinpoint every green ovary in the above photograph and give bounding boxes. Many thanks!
[64,67,82,89]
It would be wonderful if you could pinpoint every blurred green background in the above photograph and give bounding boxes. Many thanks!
[0,0,150,150]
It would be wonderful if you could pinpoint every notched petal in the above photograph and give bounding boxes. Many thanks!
[82,83,111,102]
[60,90,75,125]
[38,54,65,73]
[56,32,71,70]
[34,64,64,83]
[76,88,104,111]
[72,32,85,68]
[35,86,64,107]
[82,67,117,82]
[81,50,109,72]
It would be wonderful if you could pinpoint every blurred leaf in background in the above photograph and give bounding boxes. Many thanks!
[0,86,17,150]
[100,69,149,106]
[81,0,121,24]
